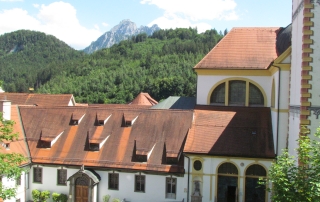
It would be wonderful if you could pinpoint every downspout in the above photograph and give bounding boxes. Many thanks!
[272,64,281,156]
[183,153,190,202]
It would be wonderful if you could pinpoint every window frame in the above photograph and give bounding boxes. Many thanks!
[33,167,42,183]
[165,177,177,199]
[108,173,119,190]
[57,169,67,186]
[134,175,146,193]
[210,80,265,107]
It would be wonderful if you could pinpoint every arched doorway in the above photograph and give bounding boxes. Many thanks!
[245,164,266,202]
[67,166,100,202]
[75,175,90,202]
[217,162,238,202]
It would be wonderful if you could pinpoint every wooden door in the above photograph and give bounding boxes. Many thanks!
[75,175,89,202]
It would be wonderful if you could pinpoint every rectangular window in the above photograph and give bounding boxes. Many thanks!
[135,175,145,192]
[16,175,21,186]
[166,177,176,199]
[57,169,67,185]
[33,167,42,183]
[108,173,119,190]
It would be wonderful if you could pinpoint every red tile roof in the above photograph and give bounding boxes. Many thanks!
[0,93,74,106]
[184,106,275,158]
[129,92,158,106]
[194,27,281,70]
[19,106,193,173]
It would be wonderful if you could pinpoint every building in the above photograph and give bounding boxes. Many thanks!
[1,1,319,202]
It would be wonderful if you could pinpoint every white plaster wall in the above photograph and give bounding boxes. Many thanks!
[3,171,27,202]
[27,165,78,201]
[288,113,301,156]
[27,165,186,202]
[96,171,186,202]
[289,0,304,106]
[187,156,273,202]
[196,75,272,105]
[271,111,289,155]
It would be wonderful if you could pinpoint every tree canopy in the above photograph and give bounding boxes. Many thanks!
[0,28,224,104]
[0,112,26,200]
[263,127,320,201]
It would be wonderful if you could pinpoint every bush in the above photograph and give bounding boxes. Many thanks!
[52,192,68,202]
[31,189,50,202]
[103,195,110,202]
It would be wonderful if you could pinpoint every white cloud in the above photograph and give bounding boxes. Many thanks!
[0,1,102,50]
[33,4,39,8]
[141,0,238,31]
[102,22,109,27]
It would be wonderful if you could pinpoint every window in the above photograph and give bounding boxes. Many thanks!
[193,160,202,171]
[16,175,21,186]
[217,163,239,202]
[166,177,176,199]
[57,169,67,185]
[229,80,246,105]
[16,199,21,202]
[135,175,145,192]
[245,164,267,202]
[218,162,238,175]
[33,167,42,183]
[210,80,264,106]
[109,173,119,190]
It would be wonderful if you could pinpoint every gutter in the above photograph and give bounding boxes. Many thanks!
[183,153,190,202]
[271,64,281,157]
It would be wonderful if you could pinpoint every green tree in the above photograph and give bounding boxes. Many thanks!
[263,127,320,201]
[0,112,26,200]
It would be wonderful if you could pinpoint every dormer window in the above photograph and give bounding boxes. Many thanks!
[125,121,132,127]
[89,143,99,151]
[95,114,111,126]
[166,157,178,165]
[70,112,85,125]
[135,155,147,162]
[39,131,64,149]
[98,120,104,126]
[1,142,10,150]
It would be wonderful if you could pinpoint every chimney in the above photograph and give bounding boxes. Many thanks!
[0,99,11,121]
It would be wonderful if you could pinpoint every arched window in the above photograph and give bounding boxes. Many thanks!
[217,163,238,202]
[245,164,266,202]
[249,83,264,105]
[210,82,225,104]
[210,80,265,106]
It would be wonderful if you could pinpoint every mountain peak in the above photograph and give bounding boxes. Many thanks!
[83,20,160,54]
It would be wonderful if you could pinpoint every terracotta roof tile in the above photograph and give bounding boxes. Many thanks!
[0,93,74,106]
[129,92,158,106]
[19,106,193,173]
[194,27,281,70]
[184,106,275,158]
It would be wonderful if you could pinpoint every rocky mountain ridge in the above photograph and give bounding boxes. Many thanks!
[83,19,160,54]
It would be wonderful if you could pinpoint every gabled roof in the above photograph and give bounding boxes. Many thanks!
[0,93,74,106]
[129,92,158,106]
[194,27,281,70]
[19,106,193,173]
[184,106,274,158]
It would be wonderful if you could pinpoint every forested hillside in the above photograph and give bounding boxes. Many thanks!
[0,30,83,92]
[0,28,224,104]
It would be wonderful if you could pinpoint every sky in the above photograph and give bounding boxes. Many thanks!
[0,0,292,50]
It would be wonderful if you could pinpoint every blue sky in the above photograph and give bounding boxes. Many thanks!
[0,0,292,50]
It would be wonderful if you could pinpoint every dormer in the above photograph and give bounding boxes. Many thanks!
[95,113,112,126]
[131,141,155,163]
[162,142,180,165]
[122,112,139,127]
[87,130,110,152]
[70,112,85,125]
[39,130,64,148]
